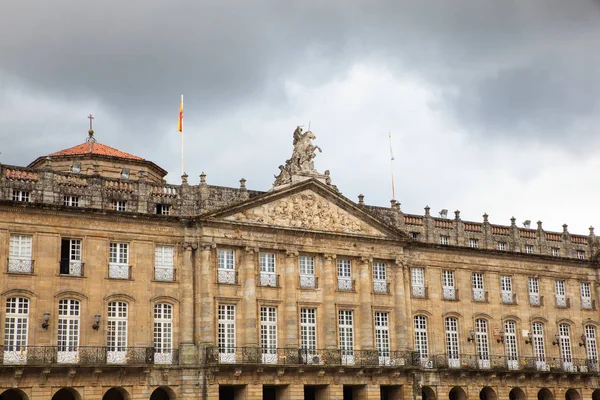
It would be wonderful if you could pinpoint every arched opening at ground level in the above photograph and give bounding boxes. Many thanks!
[422,386,436,400]
[509,388,526,400]
[480,387,496,400]
[564,389,581,400]
[538,388,554,400]
[52,388,81,400]
[449,387,467,400]
[102,387,130,400]
[593,389,600,400]
[0,389,28,400]
[150,387,174,400]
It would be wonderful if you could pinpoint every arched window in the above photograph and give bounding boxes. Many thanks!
[107,301,128,364]
[475,319,490,368]
[532,322,546,370]
[558,323,573,370]
[4,297,29,364]
[445,317,459,367]
[154,303,173,364]
[504,320,518,370]
[57,299,80,363]
[585,325,599,371]
[414,315,429,364]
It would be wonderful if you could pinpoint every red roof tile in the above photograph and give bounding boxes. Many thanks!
[50,142,144,161]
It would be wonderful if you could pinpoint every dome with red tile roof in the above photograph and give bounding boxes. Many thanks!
[49,141,144,160]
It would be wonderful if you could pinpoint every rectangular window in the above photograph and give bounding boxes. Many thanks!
[154,303,173,364]
[472,272,485,302]
[63,196,79,207]
[70,161,81,173]
[4,297,29,360]
[497,242,507,251]
[469,238,479,249]
[218,304,236,363]
[300,308,317,362]
[581,282,592,310]
[504,320,519,370]
[299,255,316,289]
[529,277,540,305]
[414,316,429,364]
[440,235,449,245]
[60,239,82,276]
[501,276,514,304]
[12,190,30,202]
[156,204,171,215]
[8,234,33,274]
[107,301,128,363]
[442,270,456,300]
[411,268,426,298]
[445,317,460,367]
[111,200,126,212]
[525,244,534,254]
[259,253,277,287]
[373,262,388,294]
[411,232,420,241]
[109,242,130,279]
[532,322,546,370]
[585,326,598,367]
[260,306,277,364]
[577,250,586,260]
[559,324,573,370]
[555,280,567,307]
[217,249,236,284]
[475,319,490,369]
[57,299,80,363]
[551,247,560,257]
[337,259,353,291]
[338,310,354,365]
[155,245,174,281]
[375,312,390,365]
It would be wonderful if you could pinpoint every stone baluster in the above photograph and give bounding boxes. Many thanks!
[323,253,337,348]
[358,256,374,349]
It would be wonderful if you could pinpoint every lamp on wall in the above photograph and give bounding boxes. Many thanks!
[41,312,51,330]
[92,312,101,331]
[579,334,587,347]
[525,332,533,345]
[496,330,505,344]
[467,328,476,342]
[552,333,560,346]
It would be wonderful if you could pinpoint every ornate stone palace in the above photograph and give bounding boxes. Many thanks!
[0,125,599,400]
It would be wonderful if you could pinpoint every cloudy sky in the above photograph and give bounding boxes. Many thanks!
[1,1,599,234]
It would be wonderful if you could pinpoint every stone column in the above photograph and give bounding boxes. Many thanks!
[180,242,197,364]
[197,243,215,344]
[244,247,259,346]
[284,249,299,347]
[323,253,337,348]
[358,256,374,349]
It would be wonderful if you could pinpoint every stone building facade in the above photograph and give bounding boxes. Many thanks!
[0,127,599,400]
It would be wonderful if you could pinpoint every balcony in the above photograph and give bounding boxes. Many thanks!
[472,288,488,302]
[373,280,390,294]
[529,294,544,306]
[0,346,178,366]
[443,287,459,301]
[59,260,84,277]
[7,258,34,274]
[556,296,570,308]
[337,277,356,291]
[412,285,428,299]
[299,274,318,289]
[502,292,517,304]
[108,263,132,279]
[582,297,595,310]
[259,272,280,287]
[217,269,238,284]
[154,266,176,282]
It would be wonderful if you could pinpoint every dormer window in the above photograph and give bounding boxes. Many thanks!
[112,200,126,212]
[156,204,171,215]
[71,162,81,173]
[120,168,130,179]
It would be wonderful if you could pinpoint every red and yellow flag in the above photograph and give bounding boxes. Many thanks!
[178,95,183,132]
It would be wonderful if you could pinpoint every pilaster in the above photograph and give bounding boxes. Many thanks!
[284,249,299,347]
[199,243,216,344]
[244,246,259,346]
[179,242,197,364]
[323,253,337,348]
[358,256,374,349]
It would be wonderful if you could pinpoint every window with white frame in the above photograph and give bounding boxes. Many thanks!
[525,244,534,254]
[57,299,80,363]
[338,310,354,364]
[472,272,485,302]
[577,250,586,260]
[559,323,573,370]
[551,247,560,257]
[469,238,479,249]
[300,308,317,360]
[555,280,567,307]
[8,234,33,273]
[337,259,353,291]
[260,306,277,363]
[373,262,387,294]
[153,303,173,364]
[501,275,514,304]
[414,316,429,363]
[156,204,171,215]
[111,200,126,211]
[497,242,507,251]
[299,255,316,289]
[529,277,540,305]
[12,190,30,202]
[4,297,29,355]
[109,242,129,279]
[442,270,456,300]
[60,238,82,276]
[504,320,519,370]
[217,249,236,284]
[107,301,128,363]
[155,245,174,281]
[440,235,449,245]
[375,312,390,365]
[532,322,546,369]
[218,304,236,362]
[475,319,490,369]
[445,317,460,367]
[411,268,426,298]
[585,325,598,365]
[63,195,79,207]
[259,253,277,287]
[581,282,592,309]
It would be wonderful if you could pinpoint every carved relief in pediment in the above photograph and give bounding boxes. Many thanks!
[224,190,385,236]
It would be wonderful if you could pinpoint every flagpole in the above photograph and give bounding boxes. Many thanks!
[388,132,396,201]
[180,94,184,177]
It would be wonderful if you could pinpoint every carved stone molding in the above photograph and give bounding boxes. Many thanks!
[359,256,373,264]
[323,253,337,261]
[183,242,198,251]
[245,246,259,254]
[201,242,217,251]
[285,249,299,258]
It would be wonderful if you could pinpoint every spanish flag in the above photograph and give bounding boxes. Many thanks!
[178,95,183,132]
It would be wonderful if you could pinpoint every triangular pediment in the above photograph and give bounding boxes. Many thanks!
[207,180,403,239]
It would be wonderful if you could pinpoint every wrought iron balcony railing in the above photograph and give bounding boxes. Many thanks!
[59,260,84,277]
[217,269,238,284]
[412,285,428,299]
[373,280,391,294]
[7,258,34,274]
[299,274,318,289]
[108,263,132,279]
[337,278,356,292]
[154,266,176,282]
[0,346,178,366]
[259,272,280,287]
